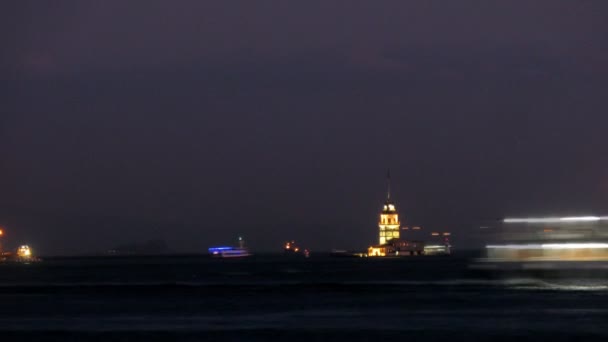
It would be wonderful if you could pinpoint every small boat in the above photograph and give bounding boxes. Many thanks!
[1,245,42,263]
[208,246,251,258]
[284,240,310,258]
[208,237,251,258]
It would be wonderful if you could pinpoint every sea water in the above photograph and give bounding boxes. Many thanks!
[0,253,606,341]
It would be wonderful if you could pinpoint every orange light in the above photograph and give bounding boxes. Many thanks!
[443,232,451,236]
[543,229,553,233]
[413,227,421,230]
[0,229,3,236]
[431,232,439,236]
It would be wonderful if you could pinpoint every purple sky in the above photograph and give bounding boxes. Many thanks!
[2,1,608,254]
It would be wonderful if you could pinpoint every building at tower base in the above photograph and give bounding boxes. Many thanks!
[368,239,425,257]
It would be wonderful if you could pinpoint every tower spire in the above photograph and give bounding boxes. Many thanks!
[386,169,391,200]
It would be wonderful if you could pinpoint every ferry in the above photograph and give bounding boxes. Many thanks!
[208,237,251,258]
[472,216,608,278]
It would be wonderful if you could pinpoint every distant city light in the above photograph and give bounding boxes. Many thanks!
[503,216,608,223]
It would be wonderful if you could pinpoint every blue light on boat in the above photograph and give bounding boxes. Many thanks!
[208,247,235,252]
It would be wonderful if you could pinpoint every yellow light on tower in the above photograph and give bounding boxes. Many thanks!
[377,171,402,244]
[0,229,3,236]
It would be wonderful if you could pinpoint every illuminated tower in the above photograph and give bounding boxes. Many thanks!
[378,171,400,244]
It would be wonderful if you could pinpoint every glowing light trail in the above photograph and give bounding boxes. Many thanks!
[486,243,608,250]
[503,216,608,223]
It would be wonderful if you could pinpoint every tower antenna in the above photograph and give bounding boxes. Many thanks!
[387,169,391,200]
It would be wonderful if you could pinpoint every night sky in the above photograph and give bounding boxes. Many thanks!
[2,1,608,255]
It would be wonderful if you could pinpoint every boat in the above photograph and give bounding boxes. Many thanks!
[472,216,608,278]
[208,237,251,258]
[1,245,42,263]
[284,240,310,257]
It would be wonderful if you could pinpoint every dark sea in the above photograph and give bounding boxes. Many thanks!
[1,253,607,341]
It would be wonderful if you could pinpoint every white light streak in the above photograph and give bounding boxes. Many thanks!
[503,216,608,223]
[486,243,608,250]
[541,243,608,249]
[486,244,543,249]
[559,216,601,222]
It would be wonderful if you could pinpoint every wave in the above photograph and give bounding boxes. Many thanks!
[3,307,608,333]
[0,277,603,289]
[0,274,607,293]
[513,279,608,291]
